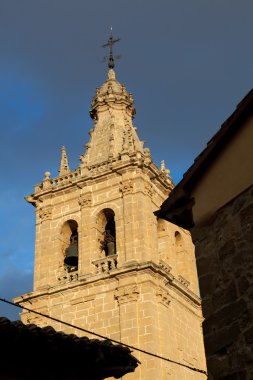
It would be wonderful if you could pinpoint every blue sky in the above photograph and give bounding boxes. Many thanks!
[0,0,253,320]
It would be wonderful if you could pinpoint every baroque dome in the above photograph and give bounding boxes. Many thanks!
[99,68,124,96]
[90,69,135,119]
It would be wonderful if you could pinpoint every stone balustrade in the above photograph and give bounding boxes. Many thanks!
[34,169,81,193]
[92,254,118,274]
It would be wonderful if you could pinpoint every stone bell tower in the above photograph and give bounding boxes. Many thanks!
[15,45,206,379]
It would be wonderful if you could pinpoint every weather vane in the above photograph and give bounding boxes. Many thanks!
[102,26,121,69]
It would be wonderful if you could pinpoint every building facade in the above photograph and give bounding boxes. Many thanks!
[15,67,206,380]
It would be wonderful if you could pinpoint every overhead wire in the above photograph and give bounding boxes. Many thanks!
[0,297,208,377]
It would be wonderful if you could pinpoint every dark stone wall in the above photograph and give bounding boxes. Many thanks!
[192,185,253,380]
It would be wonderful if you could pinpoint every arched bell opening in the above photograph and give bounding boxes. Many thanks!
[157,218,167,257]
[103,218,116,257]
[101,209,116,257]
[99,209,116,257]
[61,220,78,271]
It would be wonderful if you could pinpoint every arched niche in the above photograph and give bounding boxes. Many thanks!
[175,230,191,285]
[157,218,175,267]
[157,218,167,257]
[175,231,184,252]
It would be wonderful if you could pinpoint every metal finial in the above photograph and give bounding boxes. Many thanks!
[102,27,121,69]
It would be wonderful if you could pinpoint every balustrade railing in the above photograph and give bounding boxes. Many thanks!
[34,169,81,193]
[92,254,118,274]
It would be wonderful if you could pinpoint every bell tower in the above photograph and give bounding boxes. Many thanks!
[15,42,206,379]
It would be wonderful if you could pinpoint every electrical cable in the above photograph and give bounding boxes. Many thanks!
[0,297,208,377]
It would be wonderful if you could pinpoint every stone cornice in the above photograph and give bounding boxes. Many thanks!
[16,260,201,310]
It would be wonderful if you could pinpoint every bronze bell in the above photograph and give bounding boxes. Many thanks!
[107,241,115,256]
[64,236,78,267]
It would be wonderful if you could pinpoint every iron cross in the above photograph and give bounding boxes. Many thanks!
[102,27,121,69]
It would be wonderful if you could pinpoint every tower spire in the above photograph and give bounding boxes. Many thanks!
[102,27,121,69]
[59,146,70,176]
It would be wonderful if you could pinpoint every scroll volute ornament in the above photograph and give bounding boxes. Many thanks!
[114,285,139,304]
[119,180,134,195]
[38,205,52,222]
[78,193,92,208]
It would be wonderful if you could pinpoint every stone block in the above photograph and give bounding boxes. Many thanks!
[218,241,236,262]
[199,273,215,296]
[237,276,250,296]
[204,322,240,356]
[204,299,247,335]
[212,282,237,312]
[244,326,253,344]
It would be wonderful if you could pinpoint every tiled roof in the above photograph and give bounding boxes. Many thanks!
[0,316,139,380]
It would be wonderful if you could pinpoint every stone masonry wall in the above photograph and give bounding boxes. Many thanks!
[192,185,253,380]
[20,268,205,380]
